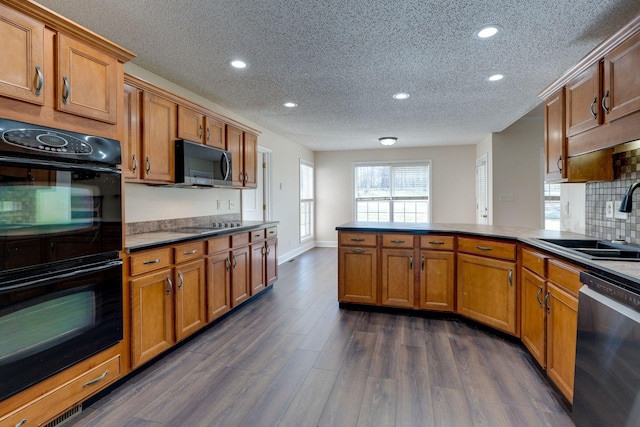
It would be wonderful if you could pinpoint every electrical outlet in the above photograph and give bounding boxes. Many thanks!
[605,201,614,219]
[614,201,629,220]
[229,200,235,209]
[216,200,221,210]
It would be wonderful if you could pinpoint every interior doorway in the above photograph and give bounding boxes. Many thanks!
[242,148,271,221]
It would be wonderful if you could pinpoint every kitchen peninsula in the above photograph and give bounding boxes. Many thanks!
[336,221,640,404]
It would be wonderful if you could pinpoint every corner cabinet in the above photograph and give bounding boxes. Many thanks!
[456,237,518,335]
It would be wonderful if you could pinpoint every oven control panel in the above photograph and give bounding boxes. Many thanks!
[2,128,93,155]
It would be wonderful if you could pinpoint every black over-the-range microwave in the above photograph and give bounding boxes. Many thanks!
[174,139,232,187]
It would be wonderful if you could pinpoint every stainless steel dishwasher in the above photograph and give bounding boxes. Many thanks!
[572,271,640,426]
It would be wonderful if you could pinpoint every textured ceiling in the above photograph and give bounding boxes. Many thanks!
[36,0,640,151]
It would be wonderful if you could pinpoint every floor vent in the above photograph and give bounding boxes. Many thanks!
[43,404,82,427]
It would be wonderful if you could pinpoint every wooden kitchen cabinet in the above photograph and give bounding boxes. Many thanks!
[207,249,232,322]
[338,232,378,305]
[380,234,415,308]
[266,229,278,285]
[544,89,566,181]
[122,83,142,179]
[0,3,45,105]
[243,132,258,188]
[250,229,267,295]
[177,105,226,149]
[602,30,640,124]
[173,242,206,341]
[231,244,251,307]
[521,266,547,367]
[419,234,456,312]
[457,237,517,335]
[226,125,258,188]
[565,62,602,138]
[141,91,176,183]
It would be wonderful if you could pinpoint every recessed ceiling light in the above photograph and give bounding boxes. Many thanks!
[488,74,504,81]
[230,60,247,69]
[474,25,502,39]
[379,137,397,146]
[283,102,297,108]
[393,93,410,100]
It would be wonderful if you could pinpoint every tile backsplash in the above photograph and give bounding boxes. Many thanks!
[586,148,640,244]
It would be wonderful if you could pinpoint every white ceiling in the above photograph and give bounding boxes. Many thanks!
[37,0,640,151]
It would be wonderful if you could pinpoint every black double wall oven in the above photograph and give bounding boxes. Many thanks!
[0,118,123,402]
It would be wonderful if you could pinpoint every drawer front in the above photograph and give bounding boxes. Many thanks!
[208,236,230,254]
[522,248,547,277]
[458,237,516,261]
[339,232,377,247]
[250,229,266,242]
[174,241,204,264]
[130,248,172,276]
[548,259,584,296]
[1,355,121,427]
[420,235,455,250]
[232,232,250,248]
[266,227,278,239]
[382,233,415,249]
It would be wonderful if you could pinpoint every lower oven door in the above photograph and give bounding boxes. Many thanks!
[573,281,640,426]
[0,258,123,401]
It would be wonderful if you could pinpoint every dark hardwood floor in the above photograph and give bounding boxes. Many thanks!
[68,247,574,427]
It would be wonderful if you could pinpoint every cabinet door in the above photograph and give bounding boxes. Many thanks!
[0,4,45,105]
[226,124,244,186]
[381,248,415,308]
[57,34,118,123]
[419,250,455,312]
[603,31,640,123]
[250,242,266,295]
[122,83,142,179]
[174,259,206,341]
[131,269,174,367]
[338,246,377,304]
[266,237,278,285]
[177,105,204,143]
[521,268,546,368]
[546,282,578,403]
[231,245,250,307]
[565,62,602,137]
[544,89,566,181]
[207,251,231,321]
[457,253,517,335]
[142,92,176,182]
[205,116,225,149]
[243,132,258,188]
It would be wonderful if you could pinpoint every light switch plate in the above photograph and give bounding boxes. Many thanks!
[606,201,614,219]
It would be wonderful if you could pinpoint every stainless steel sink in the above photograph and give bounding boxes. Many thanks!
[536,238,640,261]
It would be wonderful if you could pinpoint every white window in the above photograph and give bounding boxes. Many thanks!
[354,161,430,223]
[544,182,561,230]
[300,160,314,241]
[476,154,488,224]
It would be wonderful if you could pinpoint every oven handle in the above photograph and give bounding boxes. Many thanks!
[0,259,123,292]
[0,156,120,174]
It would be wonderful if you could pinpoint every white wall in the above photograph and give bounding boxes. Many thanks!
[315,145,477,245]
[491,119,545,228]
[124,63,314,260]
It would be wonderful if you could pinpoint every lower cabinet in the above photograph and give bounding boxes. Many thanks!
[266,235,278,285]
[521,267,547,367]
[207,250,231,322]
[381,248,415,308]
[231,245,251,307]
[338,245,378,304]
[174,258,207,341]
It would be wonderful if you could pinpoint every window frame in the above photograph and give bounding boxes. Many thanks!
[352,160,432,223]
[299,159,314,242]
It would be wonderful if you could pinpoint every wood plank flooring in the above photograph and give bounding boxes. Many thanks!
[68,248,574,427]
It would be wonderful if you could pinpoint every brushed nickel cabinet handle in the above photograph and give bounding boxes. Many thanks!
[351,249,365,253]
[409,255,413,270]
[269,230,276,235]
[35,65,43,96]
[544,290,550,314]
[556,156,562,173]
[199,124,203,138]
[166,276,173,295]
[421,256,425,270]
[429,241,445,245]
[143,258,161,265]
[602,89,610,114]
[266,244,271,255]
[183,249,197,255]
[390,239,405,243]
[62,76,70,103]
[15,419,27,427]
[146,156,151,174]
[589,96,598,120]
[536,286,543,308]
[83,370,109,388]
[233,255,237,268]
[225,257,231,271]
[508,269,513,286]
[178,272,184,290]
[132,154,138,173]
[207,127,211,141]
[476,245,492,251]
[350,238,365,242]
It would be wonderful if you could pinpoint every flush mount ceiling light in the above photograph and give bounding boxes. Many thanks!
[379,137,397,146]
[393,92,410,100]
[283,102,298,108]
[488,74,504,81]
[474,24,502,39]
[230,60,247,69]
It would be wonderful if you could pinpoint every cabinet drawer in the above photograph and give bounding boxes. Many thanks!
[339,232,377,247]
[420,235,454,250]
[174,241,204,264]
[266,227,278,239]
[382,234,414,248]
[548,259,584,296]
[232,232,250,248]
[458,237,516,261]
[130,248,172,276]
[1,355,121,427]
[250,229,266,241]
[522,248,547,277]
[208,235,230,254]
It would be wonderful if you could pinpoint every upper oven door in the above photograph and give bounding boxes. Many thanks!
[0,157,122,273]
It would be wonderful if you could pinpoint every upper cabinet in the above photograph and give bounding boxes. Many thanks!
[177,105,226,150]
[540,13,640,182]
[0,0,134,139]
